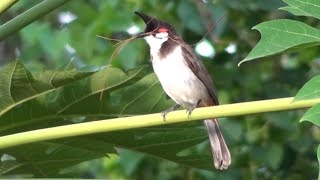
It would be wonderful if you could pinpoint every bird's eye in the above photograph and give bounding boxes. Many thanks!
[154,32,168,39]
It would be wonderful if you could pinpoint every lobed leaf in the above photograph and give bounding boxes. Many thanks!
[0,60,222,176]
[0,123,214,176]
[0,61,93,117]
[0,137,116,177]
[239,19,320,65]
[0,64,149,134]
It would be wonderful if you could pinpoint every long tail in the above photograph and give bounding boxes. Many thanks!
[204,119,231,170]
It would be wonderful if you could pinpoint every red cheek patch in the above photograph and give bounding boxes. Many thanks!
[158,28,168,32]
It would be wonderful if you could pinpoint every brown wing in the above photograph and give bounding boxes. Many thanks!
[181,42,219,105]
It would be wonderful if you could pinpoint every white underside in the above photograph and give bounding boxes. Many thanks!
[151,46,209,108]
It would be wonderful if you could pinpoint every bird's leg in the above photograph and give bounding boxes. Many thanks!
[161,104,180,121]
[186,99,202,118]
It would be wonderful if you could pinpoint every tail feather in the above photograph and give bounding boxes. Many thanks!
[204,119,231,170]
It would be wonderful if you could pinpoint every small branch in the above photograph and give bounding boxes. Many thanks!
[0,0,72,40]
[0,97,319,149]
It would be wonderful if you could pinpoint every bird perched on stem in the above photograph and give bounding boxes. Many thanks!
[135,11,231,170]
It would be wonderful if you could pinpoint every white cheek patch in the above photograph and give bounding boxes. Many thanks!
[155,32,168,39]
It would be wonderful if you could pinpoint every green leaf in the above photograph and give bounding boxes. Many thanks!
[239,19,320,65]
[0,64,149,134]
[0,61,150,176]
[297,75,320,126]
[1,137,116,176]
[118,149,144,175]
[0,160,22,175]
[97,123,215,170]
[0,122,213,176]
[0,61,93,117]
[280,6,311,16]
[0,61,218,176]
[116,124,214,173]
[282,0,320,20]
[294,75,320,101]
[299,103,320,125]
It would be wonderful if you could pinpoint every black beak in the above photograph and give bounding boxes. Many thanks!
[135,31,146,38]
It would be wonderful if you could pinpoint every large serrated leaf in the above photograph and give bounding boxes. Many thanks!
[0,61,93,117]
[0,62,222,176]
[95,123,214,170]
[0,137,116,177]
[239,19,320,65]
[0,62,153,176]
[282,0,320,20]
[294,75,320,101]
[0,160,23,175]
[0,65,149,134]
[1,123,213,176]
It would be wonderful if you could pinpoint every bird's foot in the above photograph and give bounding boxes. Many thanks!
[186,109,193,118]
[161,104,180,121]
[186,99,202,119]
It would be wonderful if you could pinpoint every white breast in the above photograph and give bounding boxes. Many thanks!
[151,46,209,108]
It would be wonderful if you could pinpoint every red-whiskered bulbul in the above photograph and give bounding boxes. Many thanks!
[135,12,231,170]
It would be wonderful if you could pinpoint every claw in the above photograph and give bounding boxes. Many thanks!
[161,104,180,122]
[186,99,202,119]
[187,109,192,118]
[161,111,168,121]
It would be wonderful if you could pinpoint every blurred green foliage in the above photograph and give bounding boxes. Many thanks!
[1,0,320,179]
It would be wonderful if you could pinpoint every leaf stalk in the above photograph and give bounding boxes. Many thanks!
[0,97,319,149]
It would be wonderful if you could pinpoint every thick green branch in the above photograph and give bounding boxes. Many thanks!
[0,97,319,149]
[0,0,71,40]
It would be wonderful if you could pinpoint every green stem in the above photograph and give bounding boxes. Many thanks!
[0,0,71,40]
[0,97,319,149]
[0,0,18,15]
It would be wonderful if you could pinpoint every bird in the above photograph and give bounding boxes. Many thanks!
[134,11,231,170]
